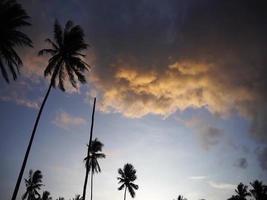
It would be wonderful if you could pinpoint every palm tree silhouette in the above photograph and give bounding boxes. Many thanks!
[235,183,250,200]
[228,183,250,200]
[11,20,89,200]
[117,163,139,200]
[250,180,267,200]
[84,138,106,200]
[40,191,52,200]
[82,97,96,200]
[0,0,32,83]
[22,170,43,200]
[176,195,187,200]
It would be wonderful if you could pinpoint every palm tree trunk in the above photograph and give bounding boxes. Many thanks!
[11,82,53,200]
[90,172,93,200]
[124,187,127,200]
[82,97,96,200]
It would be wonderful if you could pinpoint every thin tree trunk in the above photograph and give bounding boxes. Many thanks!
[11,82,53,200]
[124,187,127,200]
[90,172,93,200]
[82,97,96,200]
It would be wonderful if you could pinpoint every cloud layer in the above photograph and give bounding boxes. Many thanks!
[84,0,267,143]
[53,111,86,130]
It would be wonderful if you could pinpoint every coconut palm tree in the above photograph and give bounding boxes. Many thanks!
[250,180,267,200]
[11,20,90,200]
[82,97,96,200]
[235,183,250,200]
[84,138,105,200]
[228,183,250,200]
[40,191,52,200]
[176,195,187,200]
[117,163,139,200]
[0,0,32,83]
[22,170,43,200]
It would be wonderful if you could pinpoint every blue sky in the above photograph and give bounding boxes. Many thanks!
[1,0,267,200]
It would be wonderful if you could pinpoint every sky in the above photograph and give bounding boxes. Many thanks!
[0,0,267,200]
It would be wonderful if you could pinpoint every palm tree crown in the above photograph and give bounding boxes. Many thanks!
[22,170,43,200]
[118,163,139,200]
[0,0,32,82]
[40,191,52,200]
[250,180,267,200]
[176,195,187,200]
[235,183,250,200]
[38,20,90,91]
[84,138,105,174]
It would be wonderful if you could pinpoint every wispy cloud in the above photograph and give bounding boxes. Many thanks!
[0,80,40,109]
[188,176,207,180]
[53,111,87,129]
[208,181,235,190]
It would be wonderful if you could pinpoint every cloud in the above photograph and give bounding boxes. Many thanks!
[0,80,40,109]
[234,158,248,169]
[83,0,267,144]
[208,181,236,190]
[257,147,267,171]
[176,115,224,150]
[189,176,207,180]
[53,111,87,129]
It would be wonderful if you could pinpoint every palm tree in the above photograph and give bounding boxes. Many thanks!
[250,180,267,200]
[11,20,90,200]
[40,191,52,200]
[82,97,96,200]
[228,183,250,200]
[84,138,105,200]
[176,195,187,200]
[235,183,250,200]
[0,0,32,83]
[22,170,43,200]
[117,163,139,200]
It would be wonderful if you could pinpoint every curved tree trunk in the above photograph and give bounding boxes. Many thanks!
[90,172,93,200]
[82,97,96,200]
[11,82,53,200]
[124,187,127,200]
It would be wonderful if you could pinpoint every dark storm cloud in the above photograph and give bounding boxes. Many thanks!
[257,147,267,171]
[234,158,248,169]
[82,0,267,141]
[17,1,267,140]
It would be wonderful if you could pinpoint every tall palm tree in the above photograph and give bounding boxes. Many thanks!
[250,180,267,200]
[11,20,90,200]
[84,138,105,200]
[22,170,43,200]
[117,163,139,200]
[40,191,52,200]
[0,0,32,83]
[82,97,96,200]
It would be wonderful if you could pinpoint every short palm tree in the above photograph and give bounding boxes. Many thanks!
[11,20,90,200]
[84,138,105,200]
[0,0,32,83]
[40,191,52,200]
[22,170,43,200]
[117,163,139,200]
[176,195,187,200]
[250,180,267,200]
[235,183,250,200]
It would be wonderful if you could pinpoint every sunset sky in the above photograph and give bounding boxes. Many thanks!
[0,0,267,200]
